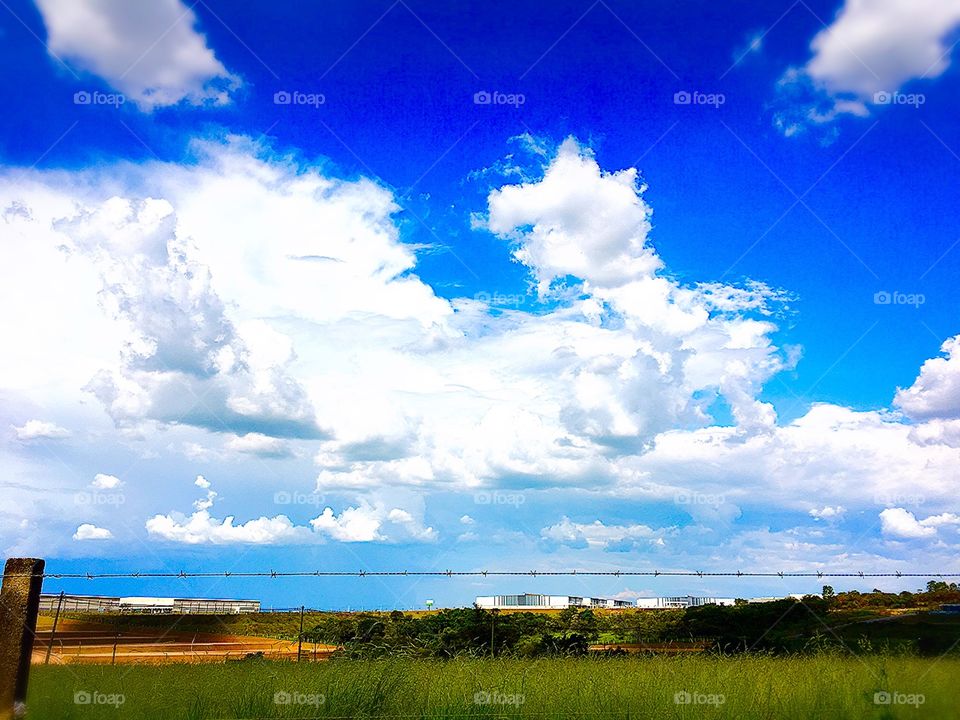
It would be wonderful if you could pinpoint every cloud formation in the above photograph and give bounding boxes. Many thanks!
[2,135,960,563]
[73,523,113,540]
[91,473,122,489]
[540,517,669,551]
[35,0,239,109]
[12,420,70,441]
[895,336,960,421]
[145,476,435,544]
[775,0,960,132]
[879,507,960,539]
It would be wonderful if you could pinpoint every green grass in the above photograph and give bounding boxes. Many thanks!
[28,655,959,719]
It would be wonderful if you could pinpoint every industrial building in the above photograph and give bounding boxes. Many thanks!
[635,596,736,609]
[475,593,634,610]
[38,593,261,614]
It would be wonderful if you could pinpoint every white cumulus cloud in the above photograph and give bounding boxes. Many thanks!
[895,335,960,420]
[4,134,960,563]
[12,420,71,441]
[775,0,960,131]
[91,473,122,489]
[226,433,294,459]
[540,516,670,551]
[311,502,437,543]
[146,510,306,545]
[35,0,239,110]
[73,523,113,540]
[809,505,845,521]
[879,508,960,539]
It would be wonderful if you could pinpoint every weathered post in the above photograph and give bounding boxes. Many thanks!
[0,558,45,720]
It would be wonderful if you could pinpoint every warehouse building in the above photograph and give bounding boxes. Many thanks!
[635,596,736,609]
[475,593,634,610]
[38,593,261,614]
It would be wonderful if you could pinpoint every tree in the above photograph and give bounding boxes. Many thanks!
[821,585,835,600]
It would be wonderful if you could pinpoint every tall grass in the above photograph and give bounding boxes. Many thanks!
[29,654,957,719]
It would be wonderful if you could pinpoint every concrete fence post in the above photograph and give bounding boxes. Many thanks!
[0,558,45,720]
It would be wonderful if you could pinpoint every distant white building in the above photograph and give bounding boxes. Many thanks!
[635,593,817,609]
[39,593,261,614]
[475,593,634,610]
[635,596,736,609]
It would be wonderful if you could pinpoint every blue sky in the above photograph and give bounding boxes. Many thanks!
[3,0,960,608]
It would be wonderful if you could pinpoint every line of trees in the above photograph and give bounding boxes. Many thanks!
[301,584,960,658]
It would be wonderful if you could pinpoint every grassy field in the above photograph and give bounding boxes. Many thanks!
[29,655,958,719]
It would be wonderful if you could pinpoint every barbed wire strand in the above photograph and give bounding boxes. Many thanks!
[11,569,960,579]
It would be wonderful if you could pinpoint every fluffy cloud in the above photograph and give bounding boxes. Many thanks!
[34,0,239,109]
[775,0,960,131]
[310,502,437,543]
[631,404,960,512]
[146,510,305,545]
[73,523,113,540]
[226,433,294,459]
[809,505,845,521]
[12,420,70,441]
[486,137,659,293]
[145,475,435,544]
[895,336,960,420]
[540,517,670,551]
[1,137,790,498]
[880,508,936,539]
[66,197,323,440]
[4,134,960,564]
[806,0,960,99]
[146,504,437,545]
[91,473,122,489]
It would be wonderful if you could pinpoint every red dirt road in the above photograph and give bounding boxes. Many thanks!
[32,618,338,665]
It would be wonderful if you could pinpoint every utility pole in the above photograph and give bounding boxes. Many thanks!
[44,591,65,665]
[297,605,304,662]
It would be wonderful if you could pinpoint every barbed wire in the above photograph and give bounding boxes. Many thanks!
[12,568,960,580]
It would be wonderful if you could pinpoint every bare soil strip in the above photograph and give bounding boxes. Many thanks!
[31,617,337,665]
